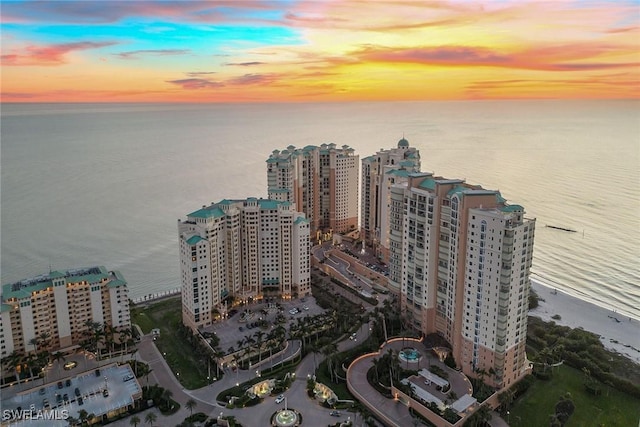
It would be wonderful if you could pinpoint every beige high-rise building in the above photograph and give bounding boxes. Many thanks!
[361,137,421,262]
[1,266,130,359]
[389,173,535,388]
[267,143,359,237]
[178,198,310,332]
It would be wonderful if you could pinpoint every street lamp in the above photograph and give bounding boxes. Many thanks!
[507,411,510,424]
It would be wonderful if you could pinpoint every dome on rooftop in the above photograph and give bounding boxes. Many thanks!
[398,137,409,148]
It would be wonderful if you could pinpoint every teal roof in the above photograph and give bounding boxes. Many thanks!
[107,270,127,288]
[362,155,376,162]
[294,216,309,224]
[218,199,234,205]
[398,138,409,147]
[400,160,415,167]
[447,185,468,198]
[2,266,125,300]
[266,157,279,163]
[1,303,13,313]
[188,207,225,219]
[2,284,33,299]
[418,178,436,190]
[502,205,524,212]
[186,235,205,245]
[496,193,506,204]
[258,199,281,210]
[386,169,410,177]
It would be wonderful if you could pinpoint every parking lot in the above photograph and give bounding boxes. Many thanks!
[1,363,140,427]
[203,296,327,357]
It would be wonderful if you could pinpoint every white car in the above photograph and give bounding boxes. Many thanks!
[275,394,285,404]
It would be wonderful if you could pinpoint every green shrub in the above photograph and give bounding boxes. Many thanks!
[187,412,208,423]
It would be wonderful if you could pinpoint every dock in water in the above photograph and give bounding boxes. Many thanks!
[546,225,577,232]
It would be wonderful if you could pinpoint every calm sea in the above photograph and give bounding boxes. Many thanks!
[1,100,639,320]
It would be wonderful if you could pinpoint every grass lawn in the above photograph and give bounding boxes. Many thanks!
[510,364,640,427]
[131,298,210,390]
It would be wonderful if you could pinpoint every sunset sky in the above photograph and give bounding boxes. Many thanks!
[2,0,639,102]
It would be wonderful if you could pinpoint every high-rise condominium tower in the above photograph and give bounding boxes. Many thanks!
[267,143,359,238]
[1,267,130,359]
[178,198,310,331]
[361,137,421,262]
[389,173,535,388]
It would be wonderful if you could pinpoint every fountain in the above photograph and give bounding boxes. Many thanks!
[399,348,422,363]
[274,409,299,427]
[272,400,301,427]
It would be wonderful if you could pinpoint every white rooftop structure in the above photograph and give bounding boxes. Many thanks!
[418,368,449,388]
[450,394,477,413]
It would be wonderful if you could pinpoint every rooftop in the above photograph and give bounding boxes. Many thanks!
[2,267,126,301]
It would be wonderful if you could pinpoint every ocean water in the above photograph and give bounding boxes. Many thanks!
[1,100,639,320]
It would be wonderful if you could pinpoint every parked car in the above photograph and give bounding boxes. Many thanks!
[102,389,109,397]
[275,394,285,404]
[65,379,71,387]
[95,369,101,377]
[63,361,77,370]
[74,387,81,397]
[77,396,83,406]
[43,399,50,409]
[63,393,69,403]
[123,374,134,382]
[39,388,46,395]
[57,381,63,389]
[330,410,341,417]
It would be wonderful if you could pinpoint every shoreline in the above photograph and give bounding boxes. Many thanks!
[530,280,640,364]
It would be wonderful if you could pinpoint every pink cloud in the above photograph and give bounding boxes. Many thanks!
[114,49,190,60]
[224,61,265,67]
[356,44,640,72]
[1,41,117,66]
[166,78,224,90]
[227,73,279,85]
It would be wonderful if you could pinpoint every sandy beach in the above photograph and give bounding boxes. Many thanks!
[529,280,640,364]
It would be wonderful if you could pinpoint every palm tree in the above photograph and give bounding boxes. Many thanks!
[185,398,197,416]
[254,330,265,364]
[144,412,157,426]
[29,337,39,354]
[162,388,173,404]
[4,351,23,384]
[322,342,339,383]
[372,357,380,383]
[129,415,141,427]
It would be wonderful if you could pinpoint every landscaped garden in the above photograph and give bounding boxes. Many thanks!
[508,364,639,426]
[131,298,220,389]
